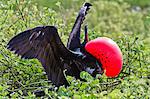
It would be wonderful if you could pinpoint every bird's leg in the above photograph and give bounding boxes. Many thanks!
[67,3,92,51]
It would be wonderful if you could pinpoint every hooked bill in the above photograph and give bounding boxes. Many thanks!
[85,37,123,77]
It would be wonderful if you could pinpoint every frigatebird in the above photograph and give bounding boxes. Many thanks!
[7,3,102,87]
[7,2,123,89]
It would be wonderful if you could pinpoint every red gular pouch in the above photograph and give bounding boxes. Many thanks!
[85,37,123,77]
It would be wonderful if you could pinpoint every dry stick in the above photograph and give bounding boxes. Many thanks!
[5,18,21,31]
[99,80,121,86]
[138,52,142,78]
[98,80,121,92]
[122,37,139,78]
[1,3,28,32]
[15,0,29,28]
[23,80,51,87]
[7,86,50,93]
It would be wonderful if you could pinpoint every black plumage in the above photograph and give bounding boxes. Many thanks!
[7,2,103,87]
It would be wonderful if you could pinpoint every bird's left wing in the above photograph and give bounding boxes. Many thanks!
[7,26,76,86]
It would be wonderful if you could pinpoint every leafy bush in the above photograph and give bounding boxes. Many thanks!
[0,0,150,98]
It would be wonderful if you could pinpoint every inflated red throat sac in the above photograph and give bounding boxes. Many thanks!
[85,37,123,77]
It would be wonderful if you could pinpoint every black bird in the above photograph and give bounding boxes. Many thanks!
[7,2,103,87]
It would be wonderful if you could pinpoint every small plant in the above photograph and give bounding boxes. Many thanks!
[0,0,150,98]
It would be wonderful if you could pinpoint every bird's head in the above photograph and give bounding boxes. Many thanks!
[79,2,92,16]
[85,37,123,78]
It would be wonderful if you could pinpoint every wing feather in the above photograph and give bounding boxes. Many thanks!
[7,26,72,86]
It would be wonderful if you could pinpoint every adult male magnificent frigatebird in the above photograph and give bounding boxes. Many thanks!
[7,2,123,88]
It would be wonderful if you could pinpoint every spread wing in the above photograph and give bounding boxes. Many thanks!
[67,2,92,51]
[7,26,75,86]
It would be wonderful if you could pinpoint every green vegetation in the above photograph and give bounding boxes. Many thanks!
[0,0,150,98]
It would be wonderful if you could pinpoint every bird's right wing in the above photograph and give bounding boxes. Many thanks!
[7,26,76,86]
[67,2,92,50]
